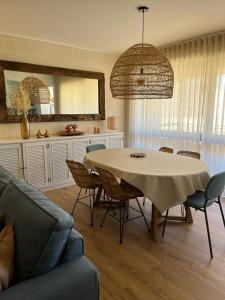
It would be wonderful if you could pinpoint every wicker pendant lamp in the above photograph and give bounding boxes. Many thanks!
[110,6,174,99]
[21,76,50,104]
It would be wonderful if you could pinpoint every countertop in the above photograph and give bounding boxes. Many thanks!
[0,131,124,144]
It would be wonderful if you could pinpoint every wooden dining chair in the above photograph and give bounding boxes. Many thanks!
[96,166,150,243]
[159,146,174,154]
[177,150,201,160]
[66,160,102,226]
[162,171,225,259]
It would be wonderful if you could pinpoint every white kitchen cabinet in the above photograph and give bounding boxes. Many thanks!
[71,139,89,163]
[0,132,124,190]
[89,137,107,147]
[108,136,123,149]
[0,143,23,178]
[23,142,49,189]
[23,140,71,190]
[50,140,71,186]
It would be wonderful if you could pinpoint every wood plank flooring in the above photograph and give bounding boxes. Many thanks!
[46,186,225,300]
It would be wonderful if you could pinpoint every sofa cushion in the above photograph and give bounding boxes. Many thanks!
[0,179,74,283]
[0,166,16,196]
[0,212,4,230]
[61,229,84,263]
[0,224,15,290]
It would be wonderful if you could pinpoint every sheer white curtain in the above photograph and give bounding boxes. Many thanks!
[127,32,225,175]
[201,34,225,174]
[57,77,99,114]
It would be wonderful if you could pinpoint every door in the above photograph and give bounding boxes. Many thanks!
[71,139,89,163]
[0,143,23,178]
[108,136,123,149]
[23,142,49,189]
[50,140,71,185]
[89,137,107,147]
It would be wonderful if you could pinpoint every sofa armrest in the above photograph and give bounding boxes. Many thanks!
[61,228,84,263]
[1,256,99,300]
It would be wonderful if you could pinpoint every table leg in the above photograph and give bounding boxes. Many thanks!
[185,206,193,223]
[151,204,164,241]
[151,204,193,241]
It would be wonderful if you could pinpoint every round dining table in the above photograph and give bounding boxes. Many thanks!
[84,148,210,240]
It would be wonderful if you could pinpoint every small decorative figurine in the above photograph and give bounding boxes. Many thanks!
[44,129,50,138]
[94,127,100,134]
[36,129,42,138]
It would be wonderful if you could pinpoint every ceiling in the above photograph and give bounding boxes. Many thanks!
[0,0,225,55]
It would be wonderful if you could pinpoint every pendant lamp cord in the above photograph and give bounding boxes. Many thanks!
[141,9,145,74]
[141,8,145,46]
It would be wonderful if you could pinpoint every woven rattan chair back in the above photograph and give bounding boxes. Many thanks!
[177,150,200,160]
[66,160,99,189]
[159,147,173,154]
[95,167,126,200]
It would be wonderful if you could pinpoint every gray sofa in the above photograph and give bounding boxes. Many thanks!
[0,166,99,300]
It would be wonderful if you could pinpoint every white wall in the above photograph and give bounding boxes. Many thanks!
[0,34,125,138]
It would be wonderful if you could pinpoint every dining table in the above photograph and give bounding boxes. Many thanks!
[83,148,210,241]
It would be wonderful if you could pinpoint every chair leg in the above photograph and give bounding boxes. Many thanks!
[126,201,129,219]
[162,209,169,237]
[89,189,94,226]
[119,202,126,244]
[136,198,150,231]
[143,196,146,206]
[91,189,95,224]
[180,204,185,218]
[204,209,213,259]
[71,188,82,215]
[120,202,126,244]
[100,201,111,227]
[106,195,116,215]
[218,196,225,227]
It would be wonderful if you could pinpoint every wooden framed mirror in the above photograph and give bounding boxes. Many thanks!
[0,60,105,123]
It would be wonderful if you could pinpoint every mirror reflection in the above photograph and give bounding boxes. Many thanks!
[4,70,99,115]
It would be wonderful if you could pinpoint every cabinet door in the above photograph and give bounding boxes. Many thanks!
[23,143,49,189]
[89,138,107,147]
[0,144,23,178]
[108,136,123,149]
[50,140,71,185]
[71,139,89,163]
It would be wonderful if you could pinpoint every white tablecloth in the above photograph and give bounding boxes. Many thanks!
[84,148,210,213]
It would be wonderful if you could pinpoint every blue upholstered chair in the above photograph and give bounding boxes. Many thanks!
[162,171,225,259]
[86,144,106,153]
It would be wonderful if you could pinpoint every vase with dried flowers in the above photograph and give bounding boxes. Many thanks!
[10,85,30,139]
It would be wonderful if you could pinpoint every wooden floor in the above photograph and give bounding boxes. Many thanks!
[46,186,225,300]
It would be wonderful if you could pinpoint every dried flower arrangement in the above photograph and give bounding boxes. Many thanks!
[9,84,30,115]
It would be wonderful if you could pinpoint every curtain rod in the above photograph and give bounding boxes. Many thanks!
[160,29,225,49]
